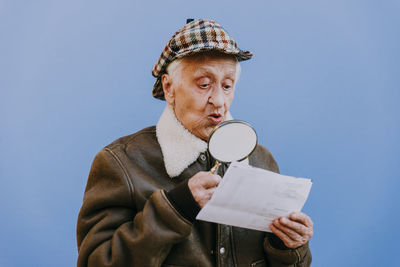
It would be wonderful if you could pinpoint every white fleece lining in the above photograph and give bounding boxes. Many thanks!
[156,104,233,178]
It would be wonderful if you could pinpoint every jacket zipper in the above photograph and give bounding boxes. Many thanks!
[229,226,237,267]
[217,224,221,267]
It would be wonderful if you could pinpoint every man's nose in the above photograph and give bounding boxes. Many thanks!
[209,86,224,108]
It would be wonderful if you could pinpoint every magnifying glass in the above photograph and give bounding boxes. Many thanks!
[208,120,257,174]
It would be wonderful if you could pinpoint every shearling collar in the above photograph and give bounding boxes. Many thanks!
[156,104,232,178]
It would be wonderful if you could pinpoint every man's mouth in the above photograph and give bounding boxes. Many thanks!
[208,113,223,124]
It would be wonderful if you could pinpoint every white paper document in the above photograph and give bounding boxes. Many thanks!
[196,162,312,232]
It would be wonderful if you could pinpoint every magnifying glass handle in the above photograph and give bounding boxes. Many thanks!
[210,161,220,174]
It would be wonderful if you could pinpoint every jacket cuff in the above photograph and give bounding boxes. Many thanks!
[264,237,310,265]
[165,180,201,222]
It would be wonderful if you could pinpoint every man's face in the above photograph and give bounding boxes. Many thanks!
[162,53,238,141]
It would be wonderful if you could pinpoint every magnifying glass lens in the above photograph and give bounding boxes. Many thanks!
[208,120,257,164]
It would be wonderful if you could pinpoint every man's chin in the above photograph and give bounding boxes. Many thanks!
[194,128,213,142]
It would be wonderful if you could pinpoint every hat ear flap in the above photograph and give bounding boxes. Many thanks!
[161,74,175,105]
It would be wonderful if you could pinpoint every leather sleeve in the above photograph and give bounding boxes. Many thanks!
[264,238,312,267]
[76,148,193,267]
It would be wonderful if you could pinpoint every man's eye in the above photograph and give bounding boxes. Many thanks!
[199,84,210,89]
[223,85,232,91]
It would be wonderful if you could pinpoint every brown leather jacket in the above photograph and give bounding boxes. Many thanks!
[77,126,311,267]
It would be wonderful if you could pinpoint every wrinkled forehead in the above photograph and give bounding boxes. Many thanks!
[189,64,237,80]
[166,50,241,81]
[182,51,239,76]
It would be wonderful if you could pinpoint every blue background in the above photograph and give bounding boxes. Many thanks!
[1,1,399,266]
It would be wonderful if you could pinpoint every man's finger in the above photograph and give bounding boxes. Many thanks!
[278,217,309,236]
[270,224,299,249]
[270,224,290,243]
[289,212,313,228]
[273,219,303,242]
[207,187,216,196]
[201,174,221,188]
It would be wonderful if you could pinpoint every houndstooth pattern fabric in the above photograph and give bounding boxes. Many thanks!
[152,19,253,100]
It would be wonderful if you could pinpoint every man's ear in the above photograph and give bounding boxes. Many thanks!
[161,74,175,105]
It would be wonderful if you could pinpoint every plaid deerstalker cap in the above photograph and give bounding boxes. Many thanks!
[152,19,253,100]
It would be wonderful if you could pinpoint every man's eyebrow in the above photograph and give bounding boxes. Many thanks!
[225,70,236,79]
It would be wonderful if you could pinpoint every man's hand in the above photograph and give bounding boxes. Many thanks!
[188,171,221,208]
[270,212,313,249]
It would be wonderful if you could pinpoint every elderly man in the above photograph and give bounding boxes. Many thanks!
[77,19,313,267]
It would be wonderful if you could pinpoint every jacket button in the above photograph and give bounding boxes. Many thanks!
[199,154,207,162]
[219,247,225,255]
